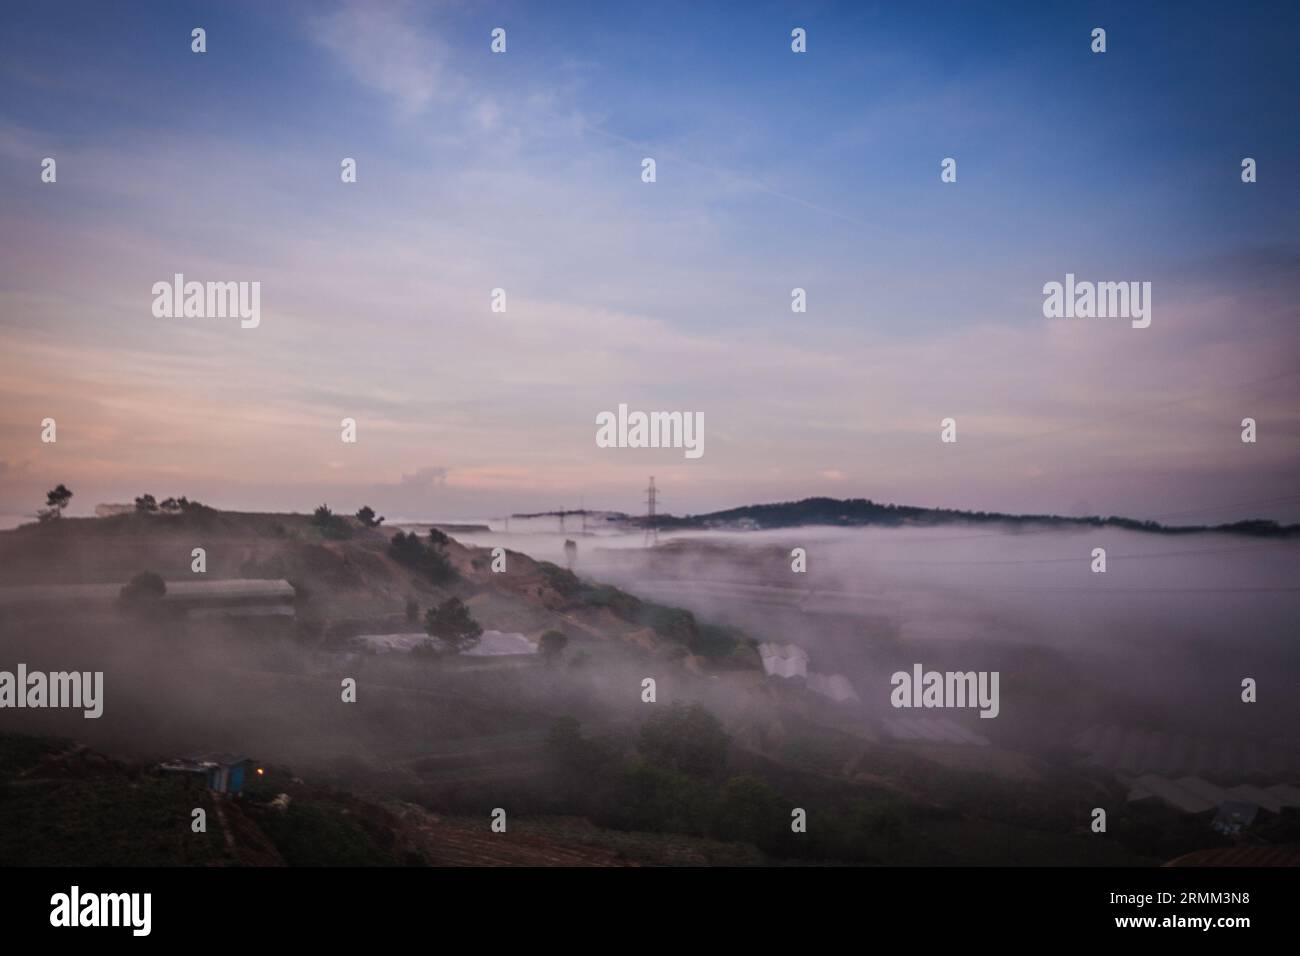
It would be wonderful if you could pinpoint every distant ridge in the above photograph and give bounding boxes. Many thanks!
[644,497,1300,538]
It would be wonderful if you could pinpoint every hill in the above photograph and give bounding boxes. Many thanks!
[0,506,758,668]
[647,496,1300,537]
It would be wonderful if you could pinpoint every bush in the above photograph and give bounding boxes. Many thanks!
[600,760,714,835]
[637,703,729,778]
[538,629,568,664]
[389,530,423,564]
[312,504,353,540]
[423,597,482,653]
[691,623,745,659]
[537,562,582,598]
[388,531,454,583]
[637,603,697,644]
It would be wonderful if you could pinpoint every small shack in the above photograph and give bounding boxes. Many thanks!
[758,642,809,679]
[159,752,258,795]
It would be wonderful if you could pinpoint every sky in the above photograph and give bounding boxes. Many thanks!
[1,0,1298,523]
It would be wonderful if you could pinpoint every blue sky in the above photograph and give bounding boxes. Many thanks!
[2,1,1298,522]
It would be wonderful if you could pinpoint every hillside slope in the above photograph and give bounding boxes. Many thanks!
[0,507,758,668]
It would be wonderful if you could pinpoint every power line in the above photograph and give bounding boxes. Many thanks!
[644,476,658,548]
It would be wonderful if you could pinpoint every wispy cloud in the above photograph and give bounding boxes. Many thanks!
[308,0,447,117]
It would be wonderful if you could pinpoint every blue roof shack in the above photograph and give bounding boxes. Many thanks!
[160,752,259,795]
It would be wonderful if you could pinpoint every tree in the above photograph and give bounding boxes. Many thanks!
[312,503,352,540]
[539,629,569,664]
[356,505,384,528]
[389,531,454,583]
[389,530,423,564]
[423,597,482,653]
[134,493,158,513]
[39,485,72,522]
[637,703,729,778]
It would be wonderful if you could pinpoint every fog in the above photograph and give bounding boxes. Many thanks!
[2,519,1295,811]
[450,521,1300,754]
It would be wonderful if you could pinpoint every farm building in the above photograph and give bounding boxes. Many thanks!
[757,642,808,678]
[159,752,260,795]
[351,630,537,656]
[165,579,296,620]
[0,578,296,622]
[1125,772,1300,831]
[755,643,859,704]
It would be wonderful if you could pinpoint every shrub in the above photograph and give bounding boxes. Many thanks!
[423,597,482,653]
[312,504,353,540]
[637,703,729,778]
[39,485,73,522]
[388,531,454,582]
[537,562,581,598]
[538,629,568,664]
